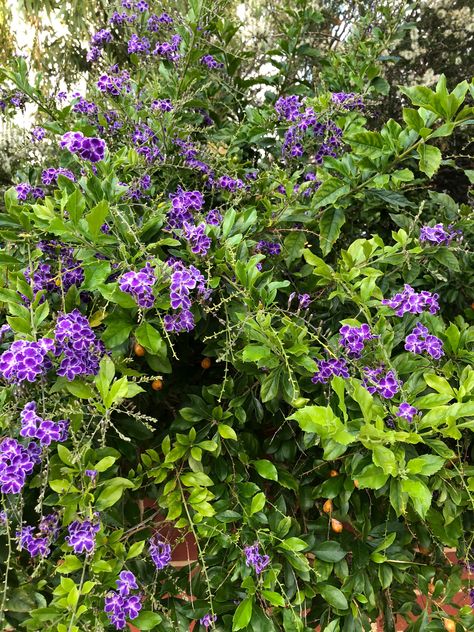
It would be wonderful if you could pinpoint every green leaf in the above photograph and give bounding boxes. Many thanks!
[131,611,162,630]
[56,555,82,574]
[372,445,398,476]
[319,207,345,256]
[313,178,350,209]
[319,585,348,610]
[218,424,237,440]
[279,537,307,552]
[406,455,445,476]
[57,445,74,466]
[180,471,214,487]
[401,477,432,518]
[126,541,146,559]
[347,131,386,157]
[242,345,271,362]
[85,200,109,238]
[433,247,460,272]
[250,492,266,515]
[253,459,278,481]
[402,108,424,132]
[261,590,285,607]
[233,598,253,631]
[66,189,86,224]
[313,541,346,563]
[418,144,441,177]
[95,477,135,510]
[289,406,353,445]
[135,322,164,355]
[65,380,95,399]
[356,464,389,490]
[94,456,117,472]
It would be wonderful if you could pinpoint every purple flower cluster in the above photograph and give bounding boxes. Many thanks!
[200,54,223,69]
[363,366,400,399]
[131,124,162,163]
[152,98,173,112]
[382,284,439,316]
[55,310,105,380]
[0,438,40,494]
[20,401,68,446]
[404,322,444,359]
[60,131,106,162]
[255,240,281,256]
[311,357,349,384]
[215,174,244,192]
[339,324,375,357]
[200,614,217,629]
[164,261,209,333]
[97,72,131,96]
[41,167,76,185]
[0,338,54,382]
[126,174,151,201]
[183,222,211,256]
[244,542,270,574]
[275,95,302,122]
[396,402,418,422]
[66,516,100,554]
[31,126,46,142]
[104,571,142,630]
[147,12,173,31]
[153,34,181,61]
[15,183,45,202]
[205,209,222,226]
[25,242,84,297]
[16,514,59,557]
[289,292,311,309]
[119,262,156,308]
[87,28,112,62]
[420,223,462,245]
[331,92,364,110]
[167,188,204,229]
[128,33,151,55]
[72,96,98,118]
[149,534,171,569]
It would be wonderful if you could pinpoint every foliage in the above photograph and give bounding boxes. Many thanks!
[0,1,473,631]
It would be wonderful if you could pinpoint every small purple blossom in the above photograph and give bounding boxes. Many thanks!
[0,438,37,494]
[244,542,270,574]
[31,126,46,142]
[119,262,156,308]
[312,357,349,384]
[55,310,105,380]
[183,222,211,256]
[255,240,281,256]
[116,571,138,597]
[339,324,375,357]
[382,284,439,316]
[419,223,462,245]
[60,131,106,162]
[404,322,444,359]
[66,517,100,555]
[200,54,223,69]
[0,338,54,383]
[149,534,171,569]
[396,402,418,422]
[200,614,217,629]
[363,366,401,399]
[331,92,364,110]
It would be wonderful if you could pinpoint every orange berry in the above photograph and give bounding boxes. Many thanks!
[201,357,211,369]
[152,379,163,391]
[353,479,360,488]
[322,499,333,514]
[443,620,456,632]
[329,469,339,477]
[331,518,343,533]
[134,343,146,357]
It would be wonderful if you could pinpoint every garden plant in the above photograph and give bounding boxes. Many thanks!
[0,0,473,630]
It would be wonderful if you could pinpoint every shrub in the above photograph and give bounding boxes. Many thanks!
[0,1,473,631]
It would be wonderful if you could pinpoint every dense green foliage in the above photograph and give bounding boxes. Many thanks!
[0,1,473,631]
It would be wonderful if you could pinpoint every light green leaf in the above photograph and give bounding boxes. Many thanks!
[233,598,253,631]
[253,459,278,481]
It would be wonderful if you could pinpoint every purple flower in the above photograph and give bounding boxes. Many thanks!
[200,614,217,629]
[97,72,130,96]
[183,222,211,256]
[0,338,54,383]
[200,54,223,69]
[116,570,138,597]
[167,188,204,229]
[420,223,462,245]
[31,126,45,142]
[205,209,222,226]
[119,262,156,308]
[312,357,349,384]
[85,469,98,480]
[55,310,105,380]
[404,322,444,359]
[0,438,37,494]
[91,28,113,48]
[244,542,270,574]
[382,285,439,316]
[255,240,281,256]
[17,526,50,557]
[363,366,401,399]
[163,309,195,333]
[151,98,173,112]
[128,33,151,55]
[41,167,76,185]
[122,594,142,619]
[153,34,181,61]
[60,131,106,163]
[331,92,364,110]
[66,517,100,555]
[149,534,171,569]
[339,324,375,357]
[396,402,418,422]
[275,95,302,122]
